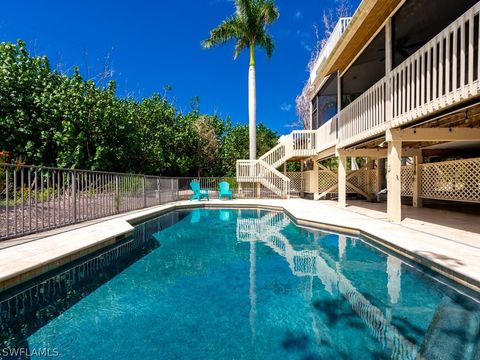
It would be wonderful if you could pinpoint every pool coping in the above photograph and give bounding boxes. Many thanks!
[0,200,479,295]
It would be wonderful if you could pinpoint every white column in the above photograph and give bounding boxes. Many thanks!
[249,65,257,160]
[337,71,342,140]
[338,153,347,207]
[385,17,393,123]
[387,139,402,222]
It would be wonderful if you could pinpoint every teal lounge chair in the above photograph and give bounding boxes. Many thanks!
[190,181,209,201]
[219,181,233,200]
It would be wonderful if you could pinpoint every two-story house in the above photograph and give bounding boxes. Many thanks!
[237,0,480,222]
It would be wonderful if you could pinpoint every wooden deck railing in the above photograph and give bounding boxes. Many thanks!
[310,17,352,84]
[338,77,388,148]
[236,160,290,198]
[391,2,480,127]
[338,2,480,148]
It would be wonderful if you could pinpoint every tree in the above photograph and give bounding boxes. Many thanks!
[220,123,277,176]
[201,0,279,160]
[0,40,281,177]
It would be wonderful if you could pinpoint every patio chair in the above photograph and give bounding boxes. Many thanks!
[219,181,233,200]
[190,181,209,201]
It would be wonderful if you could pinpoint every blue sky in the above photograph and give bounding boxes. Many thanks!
[0,0,358,134]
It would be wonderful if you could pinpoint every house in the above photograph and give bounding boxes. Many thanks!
[237,0,480,222]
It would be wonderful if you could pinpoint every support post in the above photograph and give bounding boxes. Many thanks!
[338,153,347,207]
[283,162,287,175]
[337,71,342,139]
[387,138,402,222]
[256,182,261,198]
[413,152,423,208]
[385,17,393,123]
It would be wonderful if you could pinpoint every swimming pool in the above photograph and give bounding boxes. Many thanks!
[1,208,479,359]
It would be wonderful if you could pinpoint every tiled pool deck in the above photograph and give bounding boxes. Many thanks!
[0,199,479,293]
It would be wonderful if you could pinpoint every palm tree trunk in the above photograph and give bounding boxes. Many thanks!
[249,45,256,160]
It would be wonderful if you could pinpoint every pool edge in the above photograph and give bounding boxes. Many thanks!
[1,201,479,296]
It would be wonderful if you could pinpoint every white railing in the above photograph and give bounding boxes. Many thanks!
[310,17,352,84]
[316,115,338,153]
[292,130,317,156]
[391,2,480,127]
[338,77,387,148]
[236,116,339,194]
[259,142,288,169]
[338,3,480,148]
[236,160,290,198]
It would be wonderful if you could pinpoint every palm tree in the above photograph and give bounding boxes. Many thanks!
[202,0,279,160]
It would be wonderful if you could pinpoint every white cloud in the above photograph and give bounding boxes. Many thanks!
[301,41,312,52]
[294,10,303,20]
[280,103,292,112]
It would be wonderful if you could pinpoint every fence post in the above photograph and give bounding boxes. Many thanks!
[115,175,120,213]
[5,166,9,236]
[72,170,77,222]
[142,176,146,208]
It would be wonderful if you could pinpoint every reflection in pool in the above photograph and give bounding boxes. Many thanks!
[0,208,479,359]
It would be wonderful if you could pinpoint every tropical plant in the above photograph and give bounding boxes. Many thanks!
[201,0,279,160]
[0,40,280,177]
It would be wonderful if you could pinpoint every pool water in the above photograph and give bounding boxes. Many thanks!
[1,208,479,359]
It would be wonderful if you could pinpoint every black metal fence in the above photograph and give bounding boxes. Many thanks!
[0,164,288,240]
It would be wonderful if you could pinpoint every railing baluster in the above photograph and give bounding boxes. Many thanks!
[13,168,17,235]
[453,24,458,93]
[460,16,466,93]
[5,167,9,237]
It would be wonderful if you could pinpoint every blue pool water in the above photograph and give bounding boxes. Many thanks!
[1,208,479,359]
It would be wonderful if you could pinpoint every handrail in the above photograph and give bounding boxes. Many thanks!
[310,17,352,84]
[258,142,288,169]
[236,159,290,198]
[337,2,480,148]
[338,76,387,148]
[390,2,480,127]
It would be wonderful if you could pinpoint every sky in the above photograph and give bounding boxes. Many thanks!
[0,0,359,135]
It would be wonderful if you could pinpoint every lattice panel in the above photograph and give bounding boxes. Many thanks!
[421,158,480,202]
[367,169,378,194]
[286,172,304,193]
[347,170,362,193]
[347,169,367,193]
[318,170,337,193]
[401,166,414,197]
[348,169,378,195]
[317,168,379,196]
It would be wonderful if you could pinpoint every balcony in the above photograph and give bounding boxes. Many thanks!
[337,2,480,148]
[309,17,352,85]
